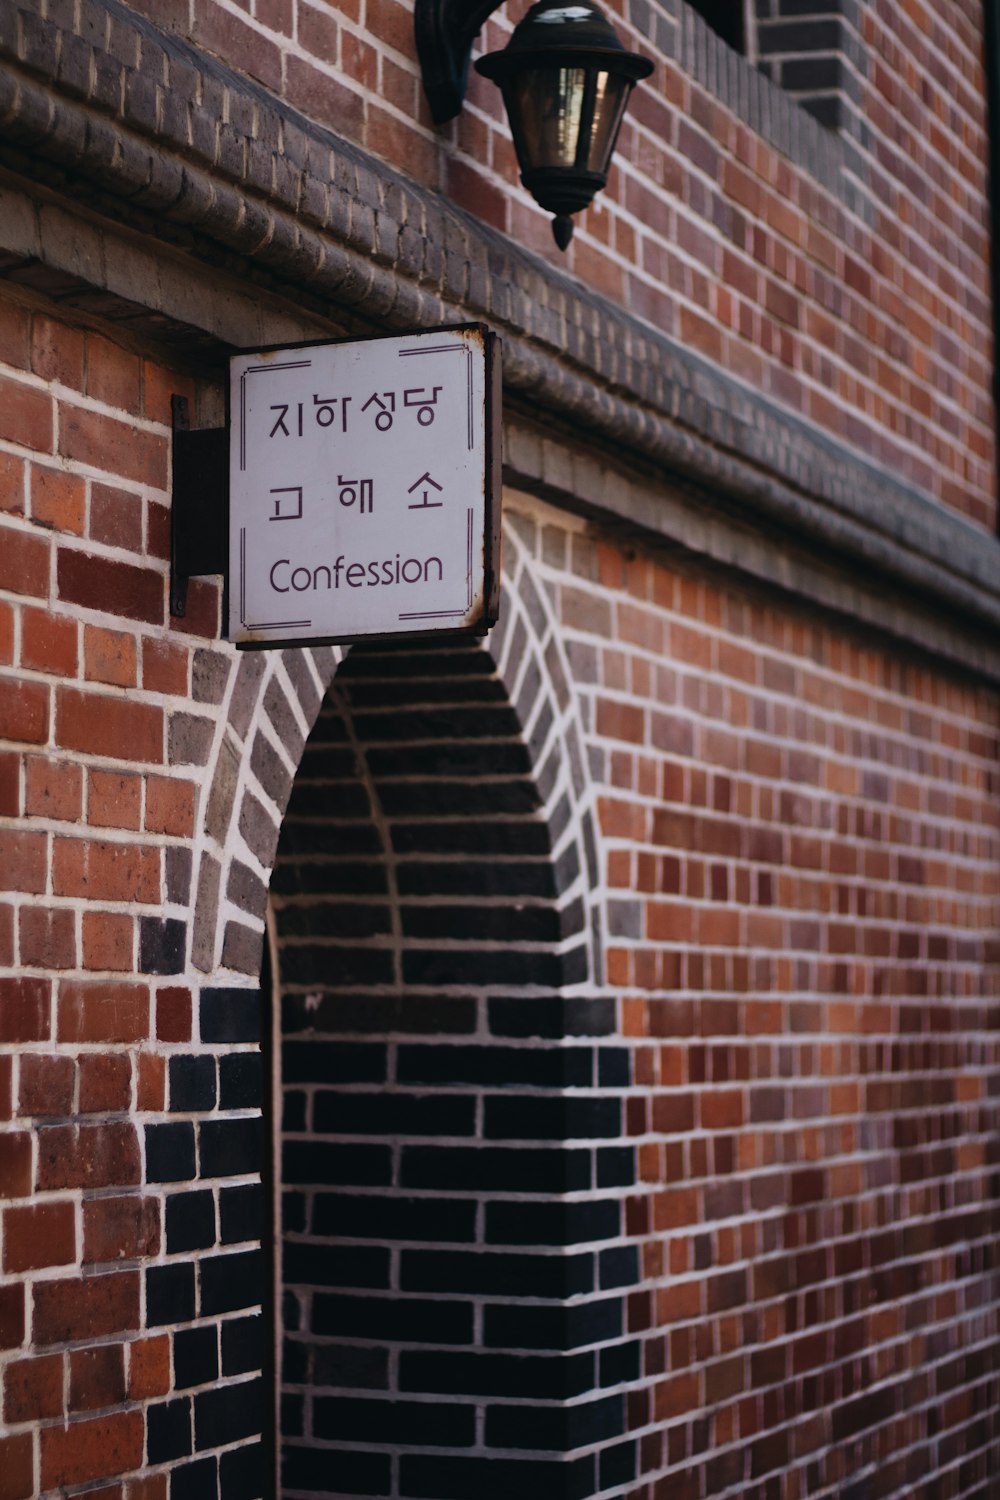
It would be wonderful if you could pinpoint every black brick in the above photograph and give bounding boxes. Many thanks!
[270,856,386,897]
[220,1441,265,1499]
[280,944,395,986]
[392,821,551,856]
[399,1348,595,1400]
[169,1455,217,1500]
[145,1122,196,1183]
[283,1445,389,1494]
[200,988,260,1043]
[400,1145,591,1194]
[220,1183,265,1245]
[399,1453,596,1498]
[599,1338,642,1387]
[485,1199,620,1247]
[598,1048,631,1087]
[596,1147,635,1188]
[147,1397,192,1463]
[283,1141,392,1187]
[313,1395,476,1448]
[396,1044,594,1090]
[599,1245,640,1289]
[312,1293,473,1345]
[312,1091,476,1137]
[139,917,186,975]
[282,1040,387,1085]
[395,858,555,899]
[401,1249,593,1299]
[312,1193,477,1244]
[169,1055,217,1113]
[307,1340,389,1391]
[284,1242,390,1289]
[486,1392,623,1450]
[483,1297,622,1351]
[378,778,539,817]
[219,1052,262,1110]
[488,996,616,1038]
[174,1325,219,1389]
[402,948,570,987]
[483,1095,621,1141]
[277,899,390,939]
[194,1375,264,1450]
[600,1439,638,1489]
[400,903,560,943]
[200,1117,262,1178]
[200,1249,264,1316]
[352,705,521,743]
[147,1262,196,1326]
[282,992,476,1037]
[222,1314,264,1377]
[166,1189,216,1253]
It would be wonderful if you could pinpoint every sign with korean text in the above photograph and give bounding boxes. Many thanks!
[227,325,501,648]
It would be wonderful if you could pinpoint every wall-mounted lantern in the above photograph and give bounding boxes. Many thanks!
[415,0,652,248]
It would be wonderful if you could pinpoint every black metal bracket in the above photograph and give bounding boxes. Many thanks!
[414,0,505,122]
[170,395,229,619]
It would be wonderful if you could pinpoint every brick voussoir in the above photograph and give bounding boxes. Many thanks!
[1,4,999,651]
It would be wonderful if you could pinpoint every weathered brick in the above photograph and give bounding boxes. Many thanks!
[40,1409,144,1490]
[20,608,77,677]
[89,481,143,552]
[126,1334,170,1400]
[141,636,188,695]
[88,768,142,829]
[24,755,82,821]
[82,910,134,971]
[78,1052,132,1113]
[52,837,160,904]
[0,977,51,1042]
[0,1133,32,1199]
[144,774,195,836]
[0,374,53,453]
[2,1353,64,1424]
[0,676,50,742]
[37,1121,141,1191]
[19,907,75,969]
[83,624,138,688]
[57,549,164,625]
[3,1199,76,1272]
[83,1196,160,1266]
[69,1342,126,1412]
[56,981,150,1043]
[59,403,167,488]
[0,1432,33,1499]
[0,828,47,893]
[56,688,163,763]
[30,463,86,534]
[0,523,51,598]
[18,1053,74,1117]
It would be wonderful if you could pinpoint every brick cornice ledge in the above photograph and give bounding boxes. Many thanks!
[1,0,999,657]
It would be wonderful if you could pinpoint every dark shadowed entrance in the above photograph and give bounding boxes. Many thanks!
[266,639,637,1498]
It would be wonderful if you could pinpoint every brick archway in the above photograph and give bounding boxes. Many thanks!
[184,518,604,991]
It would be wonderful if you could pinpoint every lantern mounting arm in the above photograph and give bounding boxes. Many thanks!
[415,0,506,123]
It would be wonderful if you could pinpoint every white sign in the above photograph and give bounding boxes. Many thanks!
[227,325,500,647]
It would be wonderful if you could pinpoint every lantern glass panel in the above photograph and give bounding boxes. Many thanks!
[586,70,632,174]
[505,65,588,171]
[505,66,632,175]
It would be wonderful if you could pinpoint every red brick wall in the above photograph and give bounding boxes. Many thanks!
[508,497,1000,1497]
[0,285,222,1498]
[0,279,999,1494]
[118,0,996,532]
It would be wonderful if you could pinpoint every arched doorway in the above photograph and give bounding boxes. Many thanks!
[267,637,635,1498]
